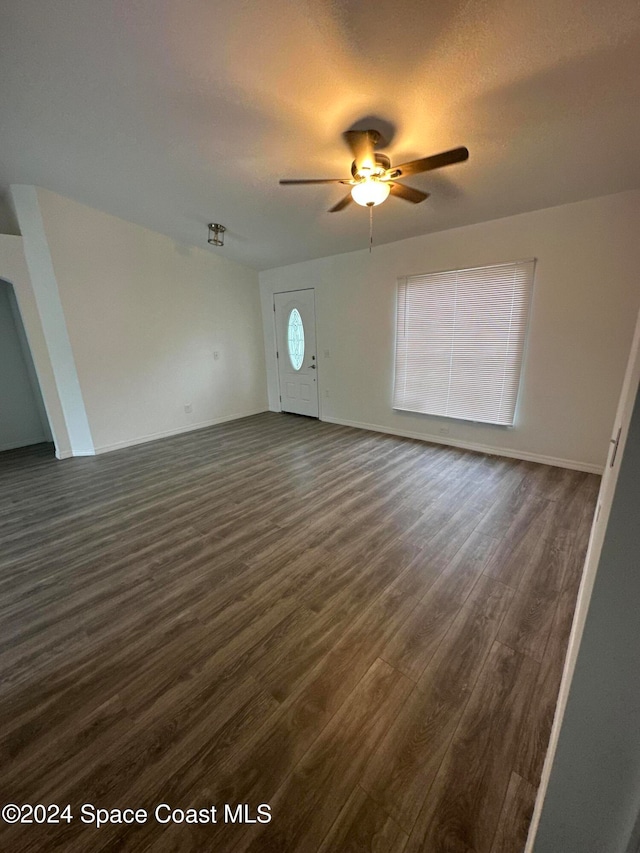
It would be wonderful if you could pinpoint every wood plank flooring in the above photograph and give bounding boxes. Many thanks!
[0,413,600,852]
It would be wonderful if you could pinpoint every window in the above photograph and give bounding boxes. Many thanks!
[393,259,535,426]
[287,308,305,371]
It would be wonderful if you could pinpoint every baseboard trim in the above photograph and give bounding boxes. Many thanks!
[321,415,604,474]
[91,408,269,455]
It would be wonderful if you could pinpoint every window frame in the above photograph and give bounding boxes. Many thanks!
[392,259,536,427]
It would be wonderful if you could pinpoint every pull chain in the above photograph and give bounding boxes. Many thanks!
[369,203,373,253]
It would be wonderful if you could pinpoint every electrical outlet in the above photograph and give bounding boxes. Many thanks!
[213,351,220,361]
[184,403,192,414]
[324,389,330,398]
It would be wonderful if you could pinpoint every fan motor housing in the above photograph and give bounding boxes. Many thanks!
[351,153,391,180]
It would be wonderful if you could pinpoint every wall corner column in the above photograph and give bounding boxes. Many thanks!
[10,185,95,457]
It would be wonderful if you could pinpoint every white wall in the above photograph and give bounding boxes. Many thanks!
[260,190,640,471]
[0,282,50,451]
[25,189,267,454]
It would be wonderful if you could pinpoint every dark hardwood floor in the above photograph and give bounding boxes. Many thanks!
[0,413,600,852]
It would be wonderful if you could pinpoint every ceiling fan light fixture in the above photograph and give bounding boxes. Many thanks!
[279,131,468,216]
[351,179,390,207]
[208,223,226,246]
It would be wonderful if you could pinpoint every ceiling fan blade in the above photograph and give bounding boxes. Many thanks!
[391,146,469,178]
[328,193,354,213]
[279,178,351,185]
[343,129,380,172]
[389,183,430,204]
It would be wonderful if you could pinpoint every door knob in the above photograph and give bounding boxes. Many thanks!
[307,364,316,369]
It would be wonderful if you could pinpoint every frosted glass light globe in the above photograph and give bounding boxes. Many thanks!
[351,179,391,207]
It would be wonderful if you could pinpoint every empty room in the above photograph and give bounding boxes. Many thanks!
[1,2,640,852]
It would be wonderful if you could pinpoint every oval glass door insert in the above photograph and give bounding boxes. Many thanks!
[287,308,305,371]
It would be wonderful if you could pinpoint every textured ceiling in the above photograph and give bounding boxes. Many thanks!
[1,0,640,270]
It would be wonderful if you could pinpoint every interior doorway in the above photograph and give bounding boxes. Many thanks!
[274,288,319,418]
[0,279,53,452]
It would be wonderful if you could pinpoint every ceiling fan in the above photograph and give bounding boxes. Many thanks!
[279,130,469,212]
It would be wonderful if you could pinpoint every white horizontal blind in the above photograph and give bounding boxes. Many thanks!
[393,260,535,426]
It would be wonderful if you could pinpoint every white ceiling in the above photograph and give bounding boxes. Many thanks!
[1,0,640,270]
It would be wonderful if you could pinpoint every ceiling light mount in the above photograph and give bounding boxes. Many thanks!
[208,223,226,246]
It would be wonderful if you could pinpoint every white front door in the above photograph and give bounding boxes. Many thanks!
[274,289,319,417]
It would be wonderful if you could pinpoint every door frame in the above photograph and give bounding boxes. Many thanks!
[526,305,640,851]
[272,287,320,418]
[1,279,54,449]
